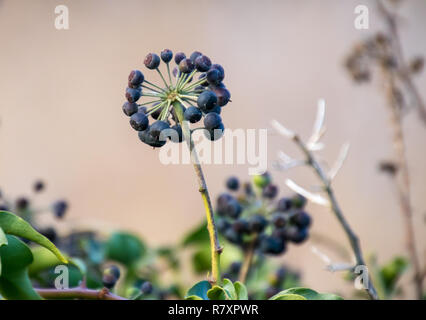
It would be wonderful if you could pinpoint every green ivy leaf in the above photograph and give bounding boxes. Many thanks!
[185,280,212,300]
[105,231,146,266]
[0,211,67,264]
[28,246,87,277]
[181,221,209,247]
[271,287,343,300]
[269,293,306,300]
[222,278,237,300]
[0,227,8,276]
[234,281,248,300]
[380,256,408,295]
[207,285,230,300]
[0,235,41,300]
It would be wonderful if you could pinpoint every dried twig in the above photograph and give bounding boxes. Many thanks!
[373,0,424,299]
[272,100,379,300]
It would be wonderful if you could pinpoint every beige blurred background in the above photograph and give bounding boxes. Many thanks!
[0,0,425,298]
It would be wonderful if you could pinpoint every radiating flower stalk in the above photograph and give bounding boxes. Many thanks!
[345,0,425,299]
[122,50,232,284]
[272,100,379,300]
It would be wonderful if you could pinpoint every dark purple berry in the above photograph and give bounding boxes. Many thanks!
[189,51,202,63]
[141,281,153,294]
[277,197,292,212]
[125,87,141,103]
[53,200,68,219]
[272,213,286,228]
[206,68,221,85]
[211,64,225,81]
[128,70,144,87]
[0,205,10,211]
[179,58,195,74]
[138,128,166,148]
[229,262,242,274]
[102,265,121,289]
[160,49,173,63]
[195,55,212,72]
[33,180,45,193]
[263,184,278,199]
[204,123,225,141]
[174,52,186,64]
[260,236,286,255]
[224,198,242,219]
[197,90,217,112]
[209,106,222,115]
[130,112,149,131]
[224,229,241,244]
[144,53,161,69]
[150,120,170,138]
[204,113,222,130]
[232,219,248,234]
[184,106,202,123]
[210,85,231,106]
[292,211,311,228]
[217,193,234,215]
[226,176,239,191]
[248,214,268,233]
[122,102,139,116]
[284,227,309,244]
[16,197,29,210]
[169,125,183,143]
[216,219,230,232]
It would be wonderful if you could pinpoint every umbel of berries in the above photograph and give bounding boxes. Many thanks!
[122,50,231,147]
[216,173,312,256]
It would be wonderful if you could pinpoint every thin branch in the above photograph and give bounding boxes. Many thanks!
[377,0,426,125]
[376,0,424,299]
[272,112,380,300]
[35,287,127,300]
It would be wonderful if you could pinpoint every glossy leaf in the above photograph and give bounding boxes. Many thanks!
[105,231,146,266]
[222,278,237,300]
[271,287,342,300]
[207,285,230,300]
[181,221,208,247]
[0,235,41,299]
[0,211,67,264]
[185,280,212,300]
[0,227,7,276]
[28,246,86,277]
[269,293,306,300]
[234,281,248,300]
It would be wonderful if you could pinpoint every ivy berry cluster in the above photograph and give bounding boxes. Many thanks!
[215,173,312,255]
[122,50,231,147]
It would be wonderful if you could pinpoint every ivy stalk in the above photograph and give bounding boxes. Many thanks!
[173,101,222,285]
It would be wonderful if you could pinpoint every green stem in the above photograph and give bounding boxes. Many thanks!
[173,100,222,285]
[156,68,170,89]
[166,63,173,87]
[183,78,207,91]
[144,80,166,92]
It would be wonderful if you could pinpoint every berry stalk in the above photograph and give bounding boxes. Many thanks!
[173,100,222,284]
